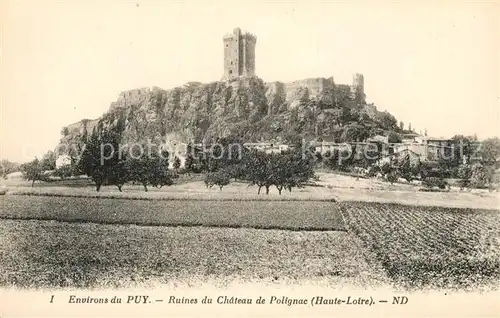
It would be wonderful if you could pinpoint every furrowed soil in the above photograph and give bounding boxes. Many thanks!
[341,201,500,291]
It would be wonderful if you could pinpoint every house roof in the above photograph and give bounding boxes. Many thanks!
[367,135,389,143]
[418,136,452,141]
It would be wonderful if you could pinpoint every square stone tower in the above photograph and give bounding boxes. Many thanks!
[350,73,366,103]
[223,27,256,80]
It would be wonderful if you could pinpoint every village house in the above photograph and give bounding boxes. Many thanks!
[243,142,290,154]
[392,136,454,163]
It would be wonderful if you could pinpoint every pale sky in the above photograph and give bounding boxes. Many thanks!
[1,0,499,162]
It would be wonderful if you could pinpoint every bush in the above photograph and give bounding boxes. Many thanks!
[469,163,491,189]
[53,164,73,181]
[367,166,380,178]
[418,188,449,192]
[423,177,448,189]
[386,171,398,184]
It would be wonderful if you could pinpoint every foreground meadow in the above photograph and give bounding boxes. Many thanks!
[1,195,499,290]
[341,201,500,291]
[0,219,387,289]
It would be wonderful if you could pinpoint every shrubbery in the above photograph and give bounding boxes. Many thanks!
[386,171,398,184]
[422,177,448,189]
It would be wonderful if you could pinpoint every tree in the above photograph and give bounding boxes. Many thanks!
[204,170,231,190]
[173,156,181,170]
[479,137,500,165]
[243,149,315,195]
[450,135,474,167]
[367,165,381,177]
[380,162,393,175]
[469,163,492,189]
[419,161,446,180]
[77,129,127,191]
[125,155,154,191]
[324,148,352,171]
[395,153,419,182]
[148,149,174,189]
[376,111,397,130]
[61,127,69,136]
[40,150,57,171]
[244,150,274,194]
[349,108,361,122]
[20,158,45,187]
[184,144,195,173]
[387,131,402,144]
[224,163,247,181]
[458,164,472,189]
[183,143,206,173]
[268,153,289,195]
[280,150,315,193]
[314,151,323,163]
[105,161,128,192]
[1,160,20,179]
[53,164,73,181]
[339,107,352,124]
[340,124,369,142]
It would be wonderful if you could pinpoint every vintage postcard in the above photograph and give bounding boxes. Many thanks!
[1,0,499,317]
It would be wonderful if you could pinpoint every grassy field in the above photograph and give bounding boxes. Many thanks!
[0,196,345,231]
[0,219,388,289]
[341,201,500,291]
[4,172,499,209]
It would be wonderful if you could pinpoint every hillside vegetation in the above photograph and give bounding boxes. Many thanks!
[59,77,401,151]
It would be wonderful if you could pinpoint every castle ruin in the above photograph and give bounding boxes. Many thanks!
[350,73,365,102]
[222,27,365,104]
[223,27,257,80]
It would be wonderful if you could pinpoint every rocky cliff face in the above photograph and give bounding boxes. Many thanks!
[59,76,396,152]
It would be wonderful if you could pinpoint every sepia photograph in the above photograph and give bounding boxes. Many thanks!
[1,0,499,316]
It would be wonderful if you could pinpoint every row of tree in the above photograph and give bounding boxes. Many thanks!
[20,130,178,191]
[19,131,317,195]
[189,137,317,194]
[210,150,316,195]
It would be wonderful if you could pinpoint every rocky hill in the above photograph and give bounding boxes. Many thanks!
[59,76,399,152]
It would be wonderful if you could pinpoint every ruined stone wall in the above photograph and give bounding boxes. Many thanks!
[335,84,352,102]
[65,118,99,136]
[283,77,335,101]
[112,87,157,108]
